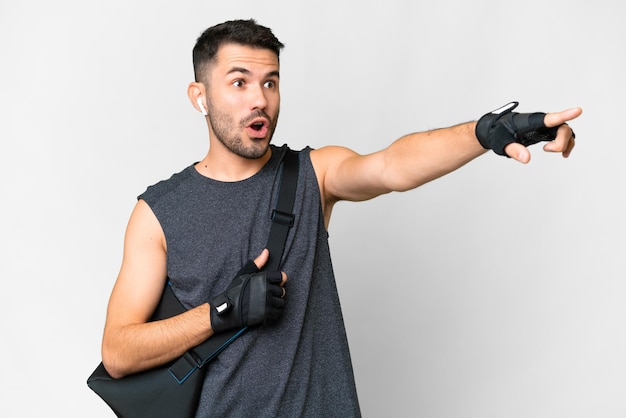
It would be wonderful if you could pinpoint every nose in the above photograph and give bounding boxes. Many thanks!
[249,84,267,111]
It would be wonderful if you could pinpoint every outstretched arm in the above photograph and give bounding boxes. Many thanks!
[311,104,582,222]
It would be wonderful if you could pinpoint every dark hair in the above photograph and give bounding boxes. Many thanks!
[192,19,285,83]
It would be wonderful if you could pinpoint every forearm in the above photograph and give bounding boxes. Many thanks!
[380,121,485,192]
[102,303,214,379]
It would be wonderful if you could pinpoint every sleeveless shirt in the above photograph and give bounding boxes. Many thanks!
[139,145,361,417]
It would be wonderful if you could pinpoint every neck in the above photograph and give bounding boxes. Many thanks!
[195,143,272,182]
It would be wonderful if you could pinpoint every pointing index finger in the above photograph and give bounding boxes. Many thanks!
[543,107,583,128]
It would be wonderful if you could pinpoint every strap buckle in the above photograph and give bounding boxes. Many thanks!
[271,209,294,227]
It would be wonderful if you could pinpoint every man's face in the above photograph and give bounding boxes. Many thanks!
[204,43,280,159]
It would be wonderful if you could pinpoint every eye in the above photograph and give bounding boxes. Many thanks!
[263,80,276,89]
[232,79,244,88]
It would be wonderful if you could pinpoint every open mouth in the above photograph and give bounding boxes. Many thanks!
[250,121,265,131]
[246,118,270,138]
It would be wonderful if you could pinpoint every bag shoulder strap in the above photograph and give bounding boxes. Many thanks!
[167,146,300,383]
[266,147,299,271]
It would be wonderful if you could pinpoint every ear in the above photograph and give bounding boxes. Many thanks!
[188,82,208,116]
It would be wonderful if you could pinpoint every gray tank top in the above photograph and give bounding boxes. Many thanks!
[140,145,361,417]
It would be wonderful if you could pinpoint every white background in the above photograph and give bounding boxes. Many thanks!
[1,0,624,417]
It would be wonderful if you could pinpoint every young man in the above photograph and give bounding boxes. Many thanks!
[100,19,581,416]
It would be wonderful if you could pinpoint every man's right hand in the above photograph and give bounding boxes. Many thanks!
[209,249,287,334]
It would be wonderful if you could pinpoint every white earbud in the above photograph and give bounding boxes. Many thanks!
[196,97,208,116]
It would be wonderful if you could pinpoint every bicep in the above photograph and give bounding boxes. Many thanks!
[104,200,167,330]
[311,146,391,205]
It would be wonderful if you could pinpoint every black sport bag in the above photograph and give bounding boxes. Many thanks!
[87,282,247,417]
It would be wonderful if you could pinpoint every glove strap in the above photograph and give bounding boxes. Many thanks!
[211,293,232,315]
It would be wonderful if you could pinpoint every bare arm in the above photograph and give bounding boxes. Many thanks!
[311,107,581,224]
[101,200,216,378]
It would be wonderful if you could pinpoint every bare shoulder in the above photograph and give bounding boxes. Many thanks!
[125,199,167,250]
[309,145,361,186]
[310,145,358,167]
[309,145,360,202]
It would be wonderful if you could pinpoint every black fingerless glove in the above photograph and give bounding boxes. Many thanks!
[209,266,285,334]
[476,101,560,156]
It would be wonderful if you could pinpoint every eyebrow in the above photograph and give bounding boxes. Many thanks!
[226,67,280,78]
